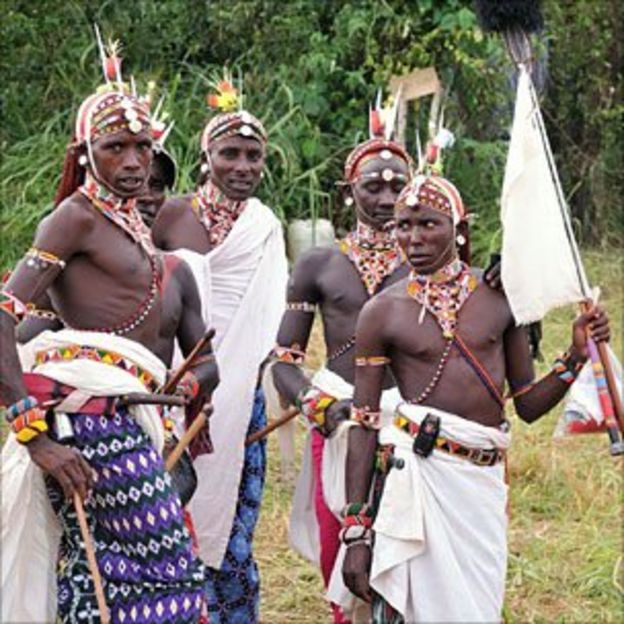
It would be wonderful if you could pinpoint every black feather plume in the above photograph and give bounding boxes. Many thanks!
[474,0,543,34]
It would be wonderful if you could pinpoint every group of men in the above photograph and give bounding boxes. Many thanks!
[0,41,611,624]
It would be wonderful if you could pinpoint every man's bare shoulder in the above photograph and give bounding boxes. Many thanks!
[36,193,96,241]
[360,277,408,317]
[158,194,195,222]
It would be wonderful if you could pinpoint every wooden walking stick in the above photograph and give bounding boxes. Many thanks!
[245,405,299,447]
[73,492,110,624]
[165,403,213,471]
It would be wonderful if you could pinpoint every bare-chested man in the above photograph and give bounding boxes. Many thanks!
[1,85,214,623]
[152,101,288,623]
[332,173,610,623]
[270,132,412,621]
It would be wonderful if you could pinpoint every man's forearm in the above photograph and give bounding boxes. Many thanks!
[0,314,27,405]
[345,426,377,503]
[513,350,586,423]
[272,361,312,405]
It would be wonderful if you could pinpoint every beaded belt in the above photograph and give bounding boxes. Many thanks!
[393,414,505,467]
[34,345,160,393]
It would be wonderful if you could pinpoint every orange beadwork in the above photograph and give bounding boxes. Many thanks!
[0,289,28,323]
[355,355,391,367]
[35,345,159,393]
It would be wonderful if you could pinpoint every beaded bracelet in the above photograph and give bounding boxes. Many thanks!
[341,501,374,526]
[350,405,382,430]
[177,371,200,402]
[339,524,372,546]
[552,349,585,385]
[4,395,39,423]
[272,344,306,366]
[295,385,336,430]
[12,406,48,444]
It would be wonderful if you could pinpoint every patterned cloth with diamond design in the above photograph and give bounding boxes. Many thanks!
[46,407,206,624]
[204,387,267,623]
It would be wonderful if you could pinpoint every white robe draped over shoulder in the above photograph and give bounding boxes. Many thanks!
[175,198,288,568]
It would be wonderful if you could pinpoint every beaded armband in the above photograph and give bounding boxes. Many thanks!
[295,385,336,430]
[0,289,28,323]
[355,355,391,367]
[26,306,59,321]
[176,370,200,402]
[339,502,373,546]
[4,397,49,445]
[25,247,66,270]
[350,405,382,430]
[286,301,316,313]
[272,344,306,366]
[552,349,585,385]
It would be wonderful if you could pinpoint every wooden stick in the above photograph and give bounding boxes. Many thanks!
[161,328,215,395]
[73,492,110,624]
[245,406,299,447]
[165,405,212,472]
[597,340,624,433]
[580,302,624,454]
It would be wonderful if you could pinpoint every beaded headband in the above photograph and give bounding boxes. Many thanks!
[395,174,465,225]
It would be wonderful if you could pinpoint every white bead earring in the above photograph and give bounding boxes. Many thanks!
[78,155,88,167]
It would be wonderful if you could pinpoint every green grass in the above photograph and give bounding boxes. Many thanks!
[256,248,623,622]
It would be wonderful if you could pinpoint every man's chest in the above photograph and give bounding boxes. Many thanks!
[317,254,407,316]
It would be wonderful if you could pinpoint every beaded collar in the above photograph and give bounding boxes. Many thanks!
[77,173,160,336]
[191,179,246,248]
[79,172,156,258]
[339,220,403,296]
[406,257,478,338]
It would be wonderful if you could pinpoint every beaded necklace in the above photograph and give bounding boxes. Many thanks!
[339,220,403,296]
[192,179,246,248]
[79,173,156,258]
[406,257,479,404]
[77,173,160,336]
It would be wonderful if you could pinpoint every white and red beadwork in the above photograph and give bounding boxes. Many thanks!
[340,220,403,296]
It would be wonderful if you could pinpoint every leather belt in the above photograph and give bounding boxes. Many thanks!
[393,414,505,467]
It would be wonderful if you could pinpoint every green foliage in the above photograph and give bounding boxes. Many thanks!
[1,0,621,271]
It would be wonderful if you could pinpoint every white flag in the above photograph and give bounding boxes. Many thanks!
[501,65,590,324]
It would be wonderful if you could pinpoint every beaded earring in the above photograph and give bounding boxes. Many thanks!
[78,155,88,167]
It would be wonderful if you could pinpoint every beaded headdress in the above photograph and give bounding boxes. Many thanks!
[343,88,412,183]
[200,71,267,152]
[395,109,464,225]
[55,27,164,205]
[395,174,465,225]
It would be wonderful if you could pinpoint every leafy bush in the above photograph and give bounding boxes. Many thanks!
[1,0,620,270]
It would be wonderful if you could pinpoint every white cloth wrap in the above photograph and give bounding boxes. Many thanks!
[2,329,167,624]
[289,367,400,563]
[328,403,511,624]
[177,199,288,568]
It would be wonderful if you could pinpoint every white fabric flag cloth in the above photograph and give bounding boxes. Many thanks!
[2,329,166,624]
[178,199,288,569]
[501,64,589,324]
[328,403,510,624]
[288,367,400,563]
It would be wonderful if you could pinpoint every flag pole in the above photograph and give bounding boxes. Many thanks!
[527,66,623,449]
